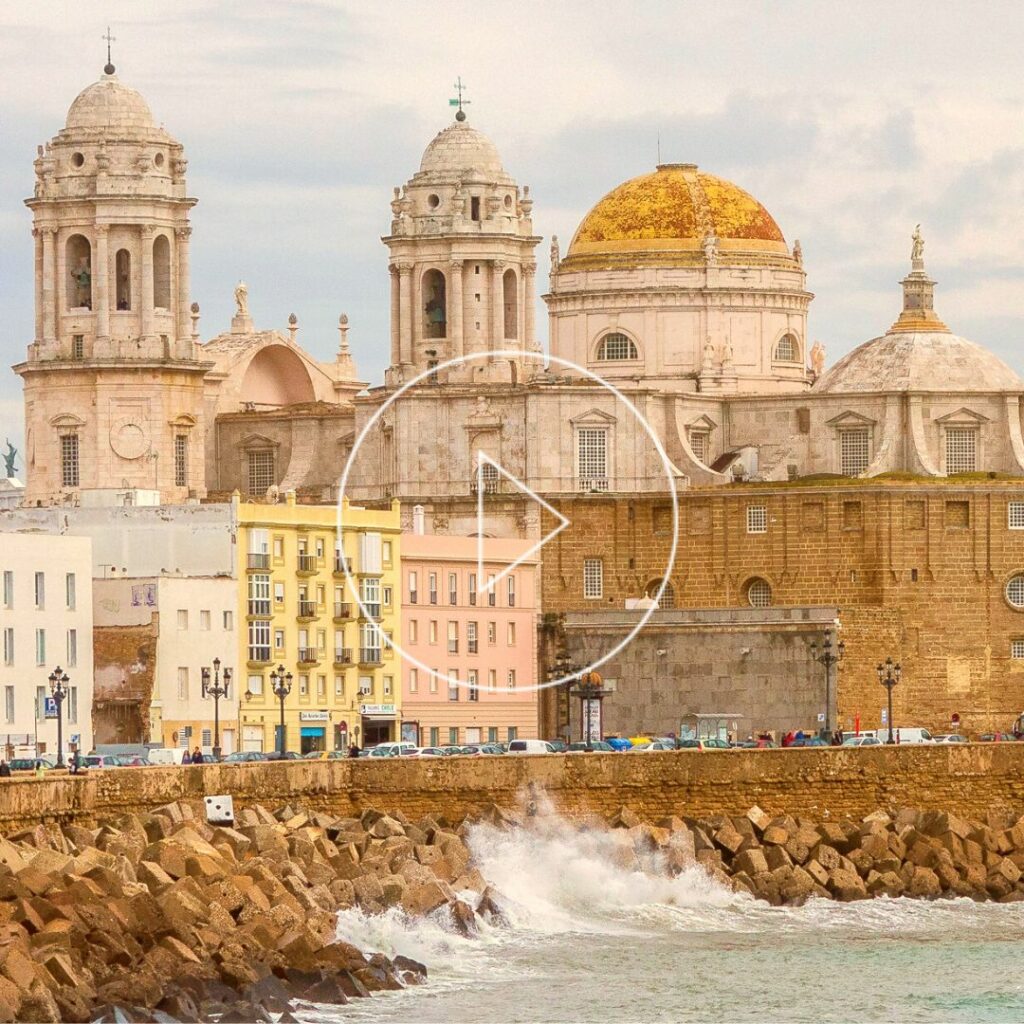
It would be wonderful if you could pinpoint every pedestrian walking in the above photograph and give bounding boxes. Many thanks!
[192,747,204,765]
[0,761,11,778]
[348,743,361,758]
[181,750,192,765]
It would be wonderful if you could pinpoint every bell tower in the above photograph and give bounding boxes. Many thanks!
[15,58,208,505]
[383,101,541,384]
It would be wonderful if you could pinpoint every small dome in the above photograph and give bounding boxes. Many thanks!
[66,72,155,131]
[564,163,791,270]
[814,331,1023,394]
[419,120,504,176]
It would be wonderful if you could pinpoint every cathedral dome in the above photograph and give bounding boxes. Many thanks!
[419,119,505,177]
[65,72,155,131]
[813,330,1023,394]
[563,163,792,270]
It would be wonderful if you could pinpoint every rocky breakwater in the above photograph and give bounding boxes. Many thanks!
[0,799,498,1022]
[607,803,1024,904]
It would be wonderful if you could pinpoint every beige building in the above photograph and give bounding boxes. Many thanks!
[0,534,93,758]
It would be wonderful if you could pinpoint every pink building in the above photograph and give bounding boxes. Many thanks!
[400,533,539,747]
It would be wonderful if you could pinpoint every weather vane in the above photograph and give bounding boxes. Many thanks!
[102,26,116,75]
[449,76,470,122]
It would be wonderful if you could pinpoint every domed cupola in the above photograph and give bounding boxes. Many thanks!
[65,72,157,132]
[383,99,541,382]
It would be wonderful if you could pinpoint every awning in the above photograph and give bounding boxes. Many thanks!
[300,726,325,737]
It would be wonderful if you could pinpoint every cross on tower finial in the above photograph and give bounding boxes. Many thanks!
[449,76,470,122]
[102,26,116,75]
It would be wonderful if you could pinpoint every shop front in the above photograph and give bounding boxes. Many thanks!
[298,710,329,754]
[360,703,397,746]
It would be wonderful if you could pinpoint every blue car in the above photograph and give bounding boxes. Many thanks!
[606,737,633,751]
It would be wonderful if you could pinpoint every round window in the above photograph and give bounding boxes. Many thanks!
[427,194,440,209]
[504,194,513,209]
[71,152,85,168]
[747,578,772,608]
[1007,575,1024,609]
[154,152,165,168]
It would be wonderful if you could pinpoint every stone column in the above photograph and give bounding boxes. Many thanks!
[41,226,56,343]
[491,260,506,352]
[388,264,400,367]
[140,226,156,341]
[175,226,192,346]
[397,262,413,365]
[523,261,537,351]
[32,228,43,343]
[94,225,110,343]
[448,260,464,359]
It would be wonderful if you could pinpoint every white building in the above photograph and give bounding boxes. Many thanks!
[0,533,93,758]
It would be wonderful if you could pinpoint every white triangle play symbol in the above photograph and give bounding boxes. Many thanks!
[475,450,569,596]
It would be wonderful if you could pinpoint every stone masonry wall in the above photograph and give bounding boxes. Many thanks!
[1,747,1024,832]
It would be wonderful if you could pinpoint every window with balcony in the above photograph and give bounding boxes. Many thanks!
[248,620,271,662]
[577,427,609,491]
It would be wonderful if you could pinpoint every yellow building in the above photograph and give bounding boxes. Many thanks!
[235,493,401,753]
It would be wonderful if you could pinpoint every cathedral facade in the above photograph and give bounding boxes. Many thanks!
[15,64,1024,525]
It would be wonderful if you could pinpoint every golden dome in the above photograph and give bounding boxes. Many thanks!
[563,163,793,270]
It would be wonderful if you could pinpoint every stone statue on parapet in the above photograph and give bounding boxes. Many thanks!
[234,280,249,317]
[810,340,826,377]
[2,440,17,479]
[550,235,560,272]
[911,224,924,263]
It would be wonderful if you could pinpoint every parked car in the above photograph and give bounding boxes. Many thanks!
[702,738,732,750]
[81,754,122,769]
[978,732,1017,742]
[933,734,969,744]
[304,750,348,760]
[117,754,152,767]
[222,751,265,764]
[790,737,829,747]
[507,739,555,755]
[606,737,633,751]
[418,747,447,757]
[677,739,707,751]
[630,739,675,752]
[371,742,418,757]
[842,735,882,747]
[263,751,303,761]
[566,740,615,752]
[439,745,465,756]
[546,738,568,753]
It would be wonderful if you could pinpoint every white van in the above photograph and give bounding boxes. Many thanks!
[507,739,555,755]
[147,748,186,766]
[895,727,934,745]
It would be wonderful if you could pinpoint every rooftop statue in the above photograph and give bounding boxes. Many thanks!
[234,280,249,318]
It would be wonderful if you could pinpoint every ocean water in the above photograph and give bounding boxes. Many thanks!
[311,815,1024,1024]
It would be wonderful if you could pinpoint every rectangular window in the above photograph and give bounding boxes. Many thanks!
[174,435,188,487]
[2,571,11,609]
[66,629,77,668]
[840,428,870,477]
[274,581,285,604]
[468,669,479,702]
[34,572,44,609]
[409,619,418,644]
[488,727,498,743]
[65,573,76,610]
[429,620,438,644]
[35,629,45,666]
[274,629,285,650]
[383,675,392,697]
[359,675,372,696]
[468,572,477,606]
[430,726,439,747]
[408,571,418,603]
[248,620,271,662]
[507,575,516,607]
[449,572,458,605]
[429,573,438,604]
[447,621,459,654]
[4,686,13,724]
[359,532,383,574]
[946,428,977,474]
[1012,640,1024,660]
[466,726,482,744]
[247,450,274,496]
[467,621,478,654]
[584,558,604,599]
[1009,502,1024,530]
[487,668,497,691]
[177,609,188,629]
[334,675,343,696]
[507,669,516,689]
[382,540,392,565]
[71,335,84,359]
[68,686,78,723]
[577,427,608,490]
[223,610,233,630]
[487,621,497,645]
[429,670,438,694]
[689,430,708,464]
[409,668,418,693]
[247,674,264,697]
[449,726,460,745]
[487,574,496,608]
[200,610,211,631]
[360,577,381,618]
[315,537,326,560]
[35,686,45,721]
[448,669,459,701]
[746,505,768,534]
[273,536,284,559]
[2,629,12,667]
[507,622,516,645]
[61,434,79,488]
[201,728,212,747]
[507,726,518,742]
[299,674,309,696]
[177,667,188,700]
[317,674,326,699]
[382,586,393,608]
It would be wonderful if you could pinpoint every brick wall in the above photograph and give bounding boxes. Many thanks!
[542,482,1024,735]
[2,747,1024,830]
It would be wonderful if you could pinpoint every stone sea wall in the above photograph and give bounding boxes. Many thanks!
[2,745,1024,831]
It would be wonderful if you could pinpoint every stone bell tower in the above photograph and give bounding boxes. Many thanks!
[15,57,208,506]
[382,104,541,384]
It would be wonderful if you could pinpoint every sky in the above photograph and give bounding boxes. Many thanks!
[3,0,1024,455]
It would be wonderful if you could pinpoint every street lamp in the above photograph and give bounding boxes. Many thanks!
[571,671,610,751]
[876,656,901,744]
[47,666,69,768]
[809,627,845,738]
[546,644,578,743]
[201,658,232,760]
[269,664,293,756]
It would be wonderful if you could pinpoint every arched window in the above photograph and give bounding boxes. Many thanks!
[774,334,798,362]
[597,332,638,361]
[503,268,518,339]
[66,235,92,309]
[1006,575,1024,610]
[422,269,446,339]
[746,578,773,608]
[115,249,132,310]
[645,579,676,609]
[153,234,171,309]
